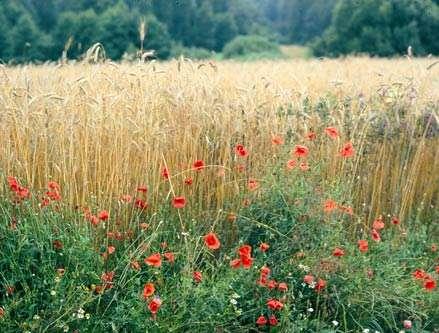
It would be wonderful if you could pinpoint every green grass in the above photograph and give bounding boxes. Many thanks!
[0,154,437,332]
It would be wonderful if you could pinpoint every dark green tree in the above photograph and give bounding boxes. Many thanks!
[312,0,439,57]
[97,1,138,59]
[142,15,173,59]
[8,13,49,62]
[53,9,100,59]
[212,13,239,51]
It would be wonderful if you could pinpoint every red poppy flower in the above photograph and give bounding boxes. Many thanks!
[48,181,60,190]
[235,144,249,157]
[241,255,254,269]
[358,239,368,253]
[323,199,337,213]
[101,271,115,284]
[98,210,109,221]
[53,240,63,250]
[286,159,297,170]
[258,277,267,287]
[148,297,162,316]
[41,197,50,207]
[266,299,284,310]
[271,135,284,145]
[412,269,428,280]
[340,205,353,215]
[135,198,147,209]
[316,278,326,292]
[94,285,104,294]
[144,253,161,267]
[332,247,345,257]
[303,274,315,285]
[260,266,271,277]
[143,283,155,299]
[424,278,436,291]
[372,216,385,230]
[299,162,309,171]
[259,242,269,252]
[107,246,116,254]
[431,244,437,252]
[325,126,339,139]
[371,229,381,242]
[238,245,252,258]
[391,216,400,225]
[164,252,175,263]
[269,315,278,326]
[306,131,317,140]
[256,315,267,326]
[278,282,288,292]
[242,198,251,206]
[137,186,148,193]
[172,196,186,209]
[7,176,19,191]
[7,177,31,201]
[193,271,202,283]
[230,258,241,268]
[184,177,193,185]
[204,232,221,250]
[121,194,132,203]
[162,168,170,179]
[46,190,61,201]
[89,215,99,226]
[193,160,205,171]
[266,280,277,289]
[293,145,309,158]
[248,179,259,191]
[340,142,355,157]
[17,187,30,199]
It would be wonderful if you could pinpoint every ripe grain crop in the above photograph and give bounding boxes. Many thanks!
[0,58,438,230]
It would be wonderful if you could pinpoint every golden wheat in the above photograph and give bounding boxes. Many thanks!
[0,57,438,228]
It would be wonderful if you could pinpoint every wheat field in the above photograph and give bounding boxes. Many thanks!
[1,57,438,228]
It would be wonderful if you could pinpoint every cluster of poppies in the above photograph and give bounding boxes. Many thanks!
[7,176,30,202]
[203,232,289,326]
[41,181,62,207]
[412,268,438,291]
[4,125,437,328]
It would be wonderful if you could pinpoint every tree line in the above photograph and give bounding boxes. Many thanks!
[0,0,437,63]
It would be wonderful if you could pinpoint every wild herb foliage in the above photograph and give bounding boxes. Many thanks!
[0,143,437,332]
